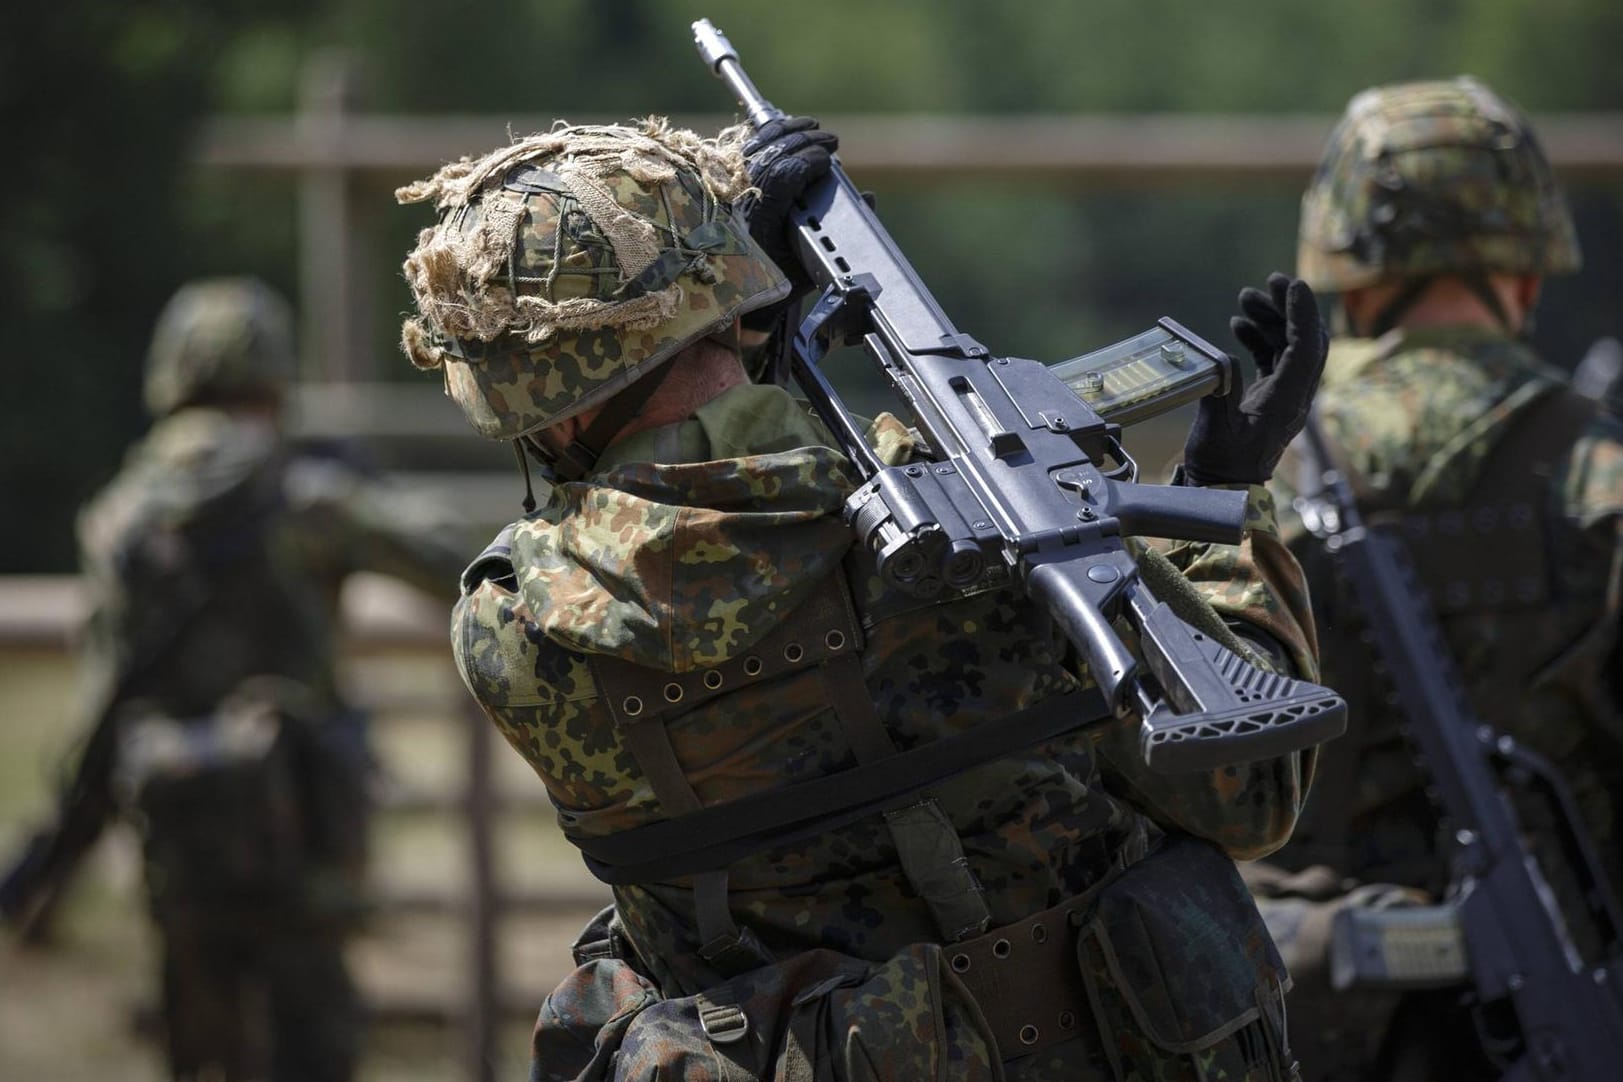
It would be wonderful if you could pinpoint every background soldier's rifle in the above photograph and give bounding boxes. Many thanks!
[693,18,1344,774]
[1,687,122,942]
[1295,413,1623,1078]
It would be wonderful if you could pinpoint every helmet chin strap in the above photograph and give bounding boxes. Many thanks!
[1357,273,1522,339]
[510,359,682,503]
[510,439,540,515]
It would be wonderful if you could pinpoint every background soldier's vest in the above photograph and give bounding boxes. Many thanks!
[1286,383,1605,893]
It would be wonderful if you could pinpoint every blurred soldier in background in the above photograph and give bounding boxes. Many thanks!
[1,278,469,1082]
[1251,78,1623,1080]
[397,118,1328,1080]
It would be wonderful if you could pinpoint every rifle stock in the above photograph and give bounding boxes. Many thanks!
[1296,414,1623,1077]
[694,19,1344,773]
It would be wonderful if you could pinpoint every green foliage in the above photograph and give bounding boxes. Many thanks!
[0,3,316,573]
[3,0,1620,570]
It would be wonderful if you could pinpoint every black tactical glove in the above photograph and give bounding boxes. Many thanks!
[1181,273,1328,486]
[740,116,838,330]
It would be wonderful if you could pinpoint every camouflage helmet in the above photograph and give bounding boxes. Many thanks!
[143,278,297,417]
[397,118,790,441]
[1297,77,1581,291]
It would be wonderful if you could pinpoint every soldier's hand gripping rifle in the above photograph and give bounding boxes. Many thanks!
[693,20,1344,773]
[1295,414,1623,1078]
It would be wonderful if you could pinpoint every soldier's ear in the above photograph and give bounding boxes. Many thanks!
[1513,276,1543,320]
[1338,286,1378,338]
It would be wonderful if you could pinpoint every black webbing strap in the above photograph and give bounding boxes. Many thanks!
[1465,384,1597,506]
[617,715,769,974]
[819,652,993,941]
[1366,272,1515,339]
[574,686,1112,885]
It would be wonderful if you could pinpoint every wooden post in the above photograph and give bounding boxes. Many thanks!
[297,51,372,381]
[464,695,499,1082]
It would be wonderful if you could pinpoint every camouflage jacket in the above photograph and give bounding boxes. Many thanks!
[455,382,1318,1003]
[78,407,469,723]
[1267,326,1623,896]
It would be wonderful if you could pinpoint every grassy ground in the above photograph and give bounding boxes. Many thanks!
[0,647,606,1081]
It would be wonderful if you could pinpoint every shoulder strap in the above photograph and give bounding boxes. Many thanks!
[1351,383,1597,615]
[1467,384,1597,506]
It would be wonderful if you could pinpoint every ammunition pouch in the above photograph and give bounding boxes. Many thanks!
[1074,834,1297,1081]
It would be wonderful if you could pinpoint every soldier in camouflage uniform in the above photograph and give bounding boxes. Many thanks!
[67,279,471,1081]
[398,117,1332,1081]
[1249,78,1623,1081]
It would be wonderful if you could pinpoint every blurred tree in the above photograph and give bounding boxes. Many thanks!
[0,2,316,573]
[3,0,1618,570]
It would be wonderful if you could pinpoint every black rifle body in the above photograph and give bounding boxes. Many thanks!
[693,19,1344,773]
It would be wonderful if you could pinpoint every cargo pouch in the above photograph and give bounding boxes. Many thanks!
[1075,834,1297,1082]
[531,941,1004,1082]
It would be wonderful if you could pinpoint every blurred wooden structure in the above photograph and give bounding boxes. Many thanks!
[193,52,1623,383]
[0,573,608,1082]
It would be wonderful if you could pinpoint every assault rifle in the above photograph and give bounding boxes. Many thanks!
[1,689,121,941]
[1295,415,1623,1078]
[693,20,1345,773]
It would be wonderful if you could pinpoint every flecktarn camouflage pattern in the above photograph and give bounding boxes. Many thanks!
[1259,325,1623,1078]
[452,379,1318,1080]
[1297,77,1580,290]
[143,277,298,417]
[397,118,790,440]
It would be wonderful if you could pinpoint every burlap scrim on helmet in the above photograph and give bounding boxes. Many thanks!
[397,118,752,372]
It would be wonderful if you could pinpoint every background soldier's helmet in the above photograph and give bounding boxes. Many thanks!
[143,278,298,417]
[397,118,790,441]
[1297,76,1581,291]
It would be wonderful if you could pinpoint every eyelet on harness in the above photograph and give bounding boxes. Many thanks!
[663,682,684,703]
[950,953,971,973]
[743,656,763,676]
[992,938,1012,959]
[623,696,644,717]
[703,670,723,690]
[824,629,846,651]
[1018,1025,1040,1046]
[783,643,804,663]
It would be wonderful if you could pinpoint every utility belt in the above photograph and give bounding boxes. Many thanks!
[533,835,1297,1082]
[946,863,1121,1059]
